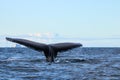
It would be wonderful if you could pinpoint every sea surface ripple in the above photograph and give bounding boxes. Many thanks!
[0,47,120,80]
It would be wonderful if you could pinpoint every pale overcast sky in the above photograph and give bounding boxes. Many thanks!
[0,0,120,47]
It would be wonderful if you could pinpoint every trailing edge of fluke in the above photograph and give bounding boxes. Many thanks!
[6,37,82,62]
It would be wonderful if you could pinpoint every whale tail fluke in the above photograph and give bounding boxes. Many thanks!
[6,37,82,62]
[51,43,82,52]
[6,37,48,51]
[6,37,14,42]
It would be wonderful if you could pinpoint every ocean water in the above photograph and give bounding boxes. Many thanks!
[0,47,120,80]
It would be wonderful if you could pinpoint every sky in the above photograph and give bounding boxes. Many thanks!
[0,0,120,47]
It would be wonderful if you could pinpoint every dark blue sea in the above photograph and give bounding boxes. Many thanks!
[0,47,120,80]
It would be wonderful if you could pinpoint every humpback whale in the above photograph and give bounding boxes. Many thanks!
[6,37,82,62]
